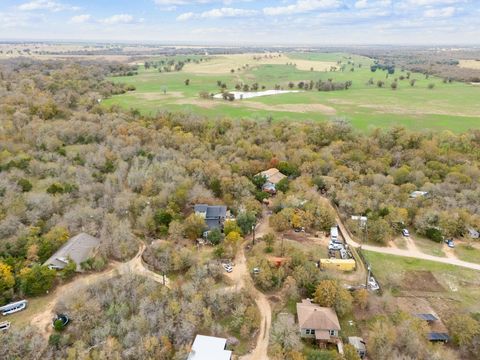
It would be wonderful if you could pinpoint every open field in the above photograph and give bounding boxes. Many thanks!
[363,251,480,312]
[103,52,480,132]
[459,59,480,70]
[455,243,480,264]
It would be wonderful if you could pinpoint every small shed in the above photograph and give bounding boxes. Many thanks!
[348,336,366,359]
[468,228,479,239]
[414,313,438,322]
[428,332,450,343]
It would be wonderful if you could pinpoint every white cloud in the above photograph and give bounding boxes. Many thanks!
[409,0,464,5]
[177,7,257,20]
[263,0,343,16]
[70,14,91,23]
[101,14,136,25]
[18,0,79,12]
[424,6,456,17]
[201,7,257,18]
[177,11,195,20]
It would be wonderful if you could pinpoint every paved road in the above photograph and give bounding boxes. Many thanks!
[336,215,480,271]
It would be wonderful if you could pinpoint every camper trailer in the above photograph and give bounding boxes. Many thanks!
[0,300,27,316]
[330,226,340,243]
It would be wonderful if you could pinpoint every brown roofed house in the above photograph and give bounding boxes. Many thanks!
[296,299,341,345]
[256,168,287,194]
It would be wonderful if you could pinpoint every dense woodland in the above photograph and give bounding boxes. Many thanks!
[357,48,480,82]
[1,58,480,358]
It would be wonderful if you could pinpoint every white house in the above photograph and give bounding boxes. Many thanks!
[188,335,232,360]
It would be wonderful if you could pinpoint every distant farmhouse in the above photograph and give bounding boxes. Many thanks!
[194,204,227,230]
[256,168,287,194]
[188,335,232,360]
[43,233,100,272]
[297,299,341,346]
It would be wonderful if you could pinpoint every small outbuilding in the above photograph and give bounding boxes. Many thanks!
[43,233,100,272]
[348,336,366,359]
[468,228,479,239]
[188,335,232,360]
[410,191,429,199]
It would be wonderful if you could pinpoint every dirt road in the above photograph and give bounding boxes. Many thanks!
[30,242,169,340]
[225,210,272,360]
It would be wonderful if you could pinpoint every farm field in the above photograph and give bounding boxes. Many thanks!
[363,251,480,312]
[103,52,480,132]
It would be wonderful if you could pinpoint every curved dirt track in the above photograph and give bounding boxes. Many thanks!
[30,243,169,340]
[235,211,272,360]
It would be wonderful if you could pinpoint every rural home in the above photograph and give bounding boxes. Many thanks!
[194,204,227,230]
[255,168,287,194]
[297,299,341,345]
[43,233,100,272]
[348,337,366,359]
[187,334,232,360]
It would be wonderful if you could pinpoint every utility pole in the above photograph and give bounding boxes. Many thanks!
[366,265,371,289]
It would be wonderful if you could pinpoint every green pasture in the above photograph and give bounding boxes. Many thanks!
[103,53,480,132]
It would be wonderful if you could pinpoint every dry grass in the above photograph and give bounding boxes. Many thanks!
[458,59,480,70]
[175,97,337,114]
[182,53,337,74]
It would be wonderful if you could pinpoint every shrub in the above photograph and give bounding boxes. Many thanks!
[17,178,32,192]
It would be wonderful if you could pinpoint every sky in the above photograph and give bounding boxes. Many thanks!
[0,0,479,45]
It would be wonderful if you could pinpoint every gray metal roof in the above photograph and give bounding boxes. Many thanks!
[428,332,450,341]
[195,204,227,219]
[348,337,366,351]
[414,313,438,322]
[43,233,100,272]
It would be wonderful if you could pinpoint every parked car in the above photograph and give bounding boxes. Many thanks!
[328,242,344,251]
[252,267,260,275]
[222,264,233,273]
[402,229,410,237]
[445,239,455,248]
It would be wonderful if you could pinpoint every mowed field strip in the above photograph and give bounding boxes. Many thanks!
[459,59,480,70]
[104,52,480,132]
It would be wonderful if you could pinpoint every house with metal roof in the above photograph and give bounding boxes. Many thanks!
[43,233,100,272]
[187,335,232,360]
[296,299,341,344]
[194,204,227,230]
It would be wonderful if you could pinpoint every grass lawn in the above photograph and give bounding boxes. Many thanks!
[455,244,480,264]
[413,236,446,257]
[104,52,480,133]
[363,251,480,311]
[7,294,54,328]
